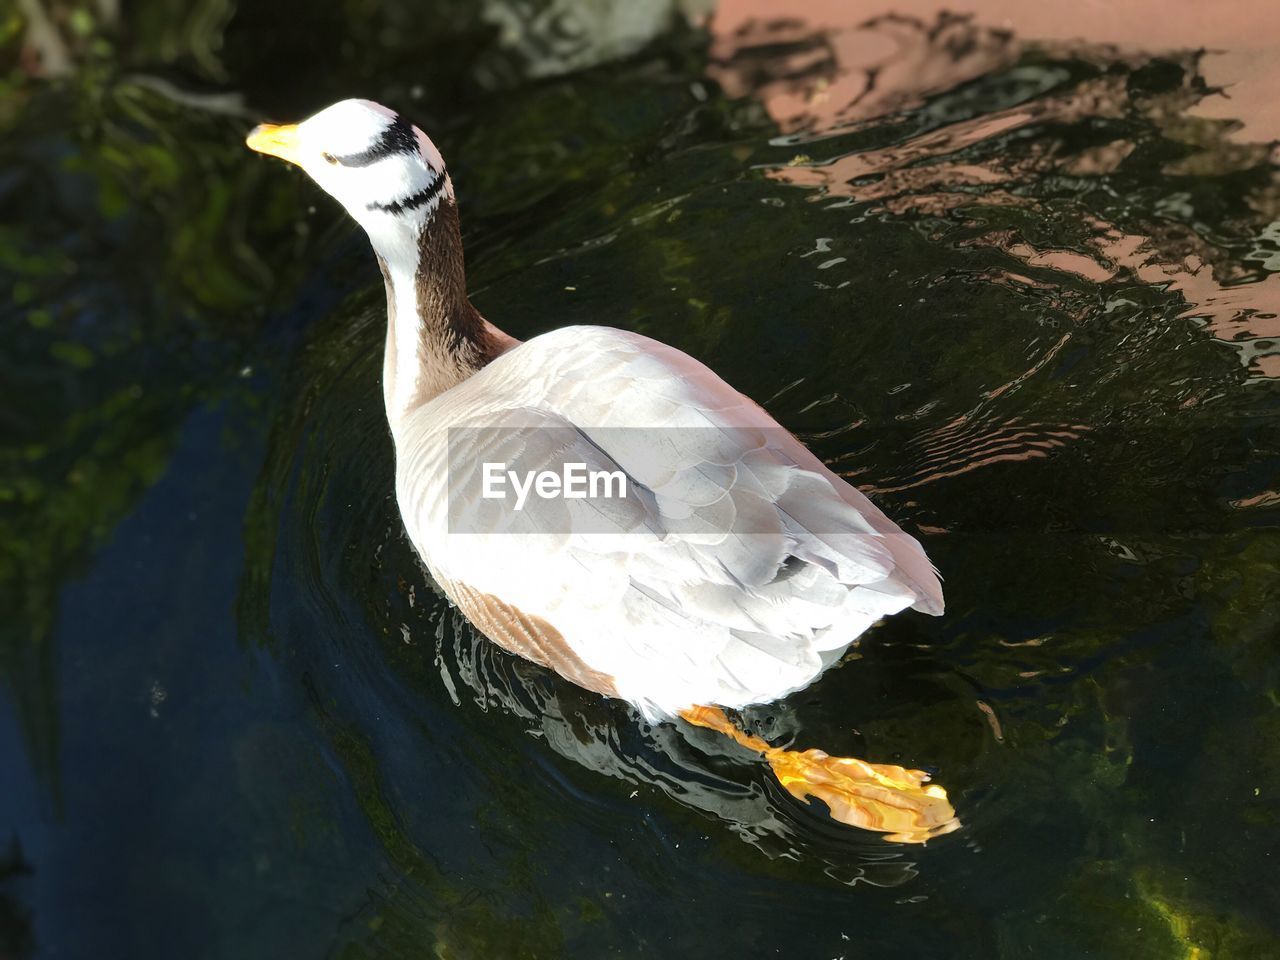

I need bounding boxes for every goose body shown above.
[398,323,942,717]
[249,100,956,840]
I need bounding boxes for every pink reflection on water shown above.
[708,2,1280,379]
[710,0,1280,141]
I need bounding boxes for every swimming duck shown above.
[247,99,958,843]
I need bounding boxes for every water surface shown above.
[2,1,1279,957]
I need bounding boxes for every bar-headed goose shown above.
[247,99,958,843]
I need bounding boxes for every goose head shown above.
[247,99,513,424]
[246,98,451,272]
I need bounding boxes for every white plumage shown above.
[399,323,942,716]
[247,98,943,720]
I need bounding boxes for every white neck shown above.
[365,209,432,433]
[365,196,518,442]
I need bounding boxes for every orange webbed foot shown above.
[680,705,959,844]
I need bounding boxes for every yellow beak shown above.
[246,123,304,166]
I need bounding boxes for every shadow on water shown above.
[3,1,1280,957]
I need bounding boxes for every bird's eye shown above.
[321,151,338,165]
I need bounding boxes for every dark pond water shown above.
[3,1,1280,957]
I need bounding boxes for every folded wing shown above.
[398,327,942,716]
